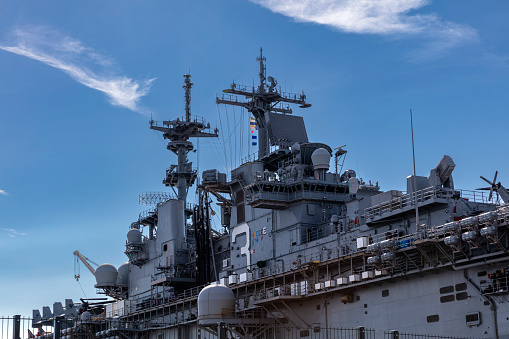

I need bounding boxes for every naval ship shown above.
[13,49,509,339]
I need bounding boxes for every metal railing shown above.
[480,273,509,295]
[384,331,479,339]
[151,115,208,125]
[241,151,260,164]
[139,207,156,221]
[249,189,348,205]
[0,316,34,339]
[456,189,494,204]
[270,326,375,339]
[128,284,209,314]
[365,187,497,221]
[0,316,486,339]
[364,186,445,220]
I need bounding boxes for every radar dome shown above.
[116,263,129,285]
[95,264,118,287]
[127,228,142,244]
[198,284,235,323]
[291,142,301,154]
[311,148,331,170]
[81,311,92,323]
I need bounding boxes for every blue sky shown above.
[1,0,509,318]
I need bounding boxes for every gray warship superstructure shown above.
[24,50,509,339]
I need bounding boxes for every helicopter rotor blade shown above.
[493,171,498,185]
[480,176,493,185]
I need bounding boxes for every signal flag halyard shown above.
[250,116,258,147]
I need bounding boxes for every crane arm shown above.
[73,250,97,276]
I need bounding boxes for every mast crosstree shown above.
[216,48,311,158]
[150,74,218,204]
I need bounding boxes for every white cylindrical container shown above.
[95,264,118,287]
[197,284,235,322]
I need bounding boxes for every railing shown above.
[129,284,209,314]
[0,316,34,339]
[480,273,509,295]
[384,331,479,339]
[364,186,445,220]
[139,207,156,221]
[365,187,498,221]
[457,189,494,204]
[241,151,260,164]
[301,223,336,243]
[2,316,482,339]
[249,188,348,205]
[151,115,207,125]
[271,326,375,339]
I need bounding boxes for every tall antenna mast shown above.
[150,74,218,204]
[410,109,420,231]
[216,48,311,158]
[183,74,193,122]
[257,47,266,94]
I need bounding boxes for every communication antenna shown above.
[410,109,420,230]
[216,48,311,158]
[334,145,347,179]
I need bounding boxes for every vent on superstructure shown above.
[300,329,310,337]
[427,314,439,323]
[440,295,455,303]
[466,312,481,326]
[382,289,389,297]
[456,292,469,301]
[456,283,468,291]
[223,258,230,268]
[440,286,454,294]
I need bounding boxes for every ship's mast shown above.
[216,48,311,158]
[150,74,218,204]
[184,74,192,122]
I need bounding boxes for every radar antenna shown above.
[216,48,311,158]
[150,74,219,203]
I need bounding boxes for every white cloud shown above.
[2,228,27,238]
[0,26,154,114]
[479,53,509,68]
[0,189,7,196]
[250,0,477,59]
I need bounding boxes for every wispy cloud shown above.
[250,0,477,60]
[0,189,7,196]
[2,228,27,238]
[479,53,509,68]
[0,26,154,114]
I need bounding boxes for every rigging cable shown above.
[217,105,230,174]
[77,280,88,299]
[225,105,232,172]
[233,105,237,168]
